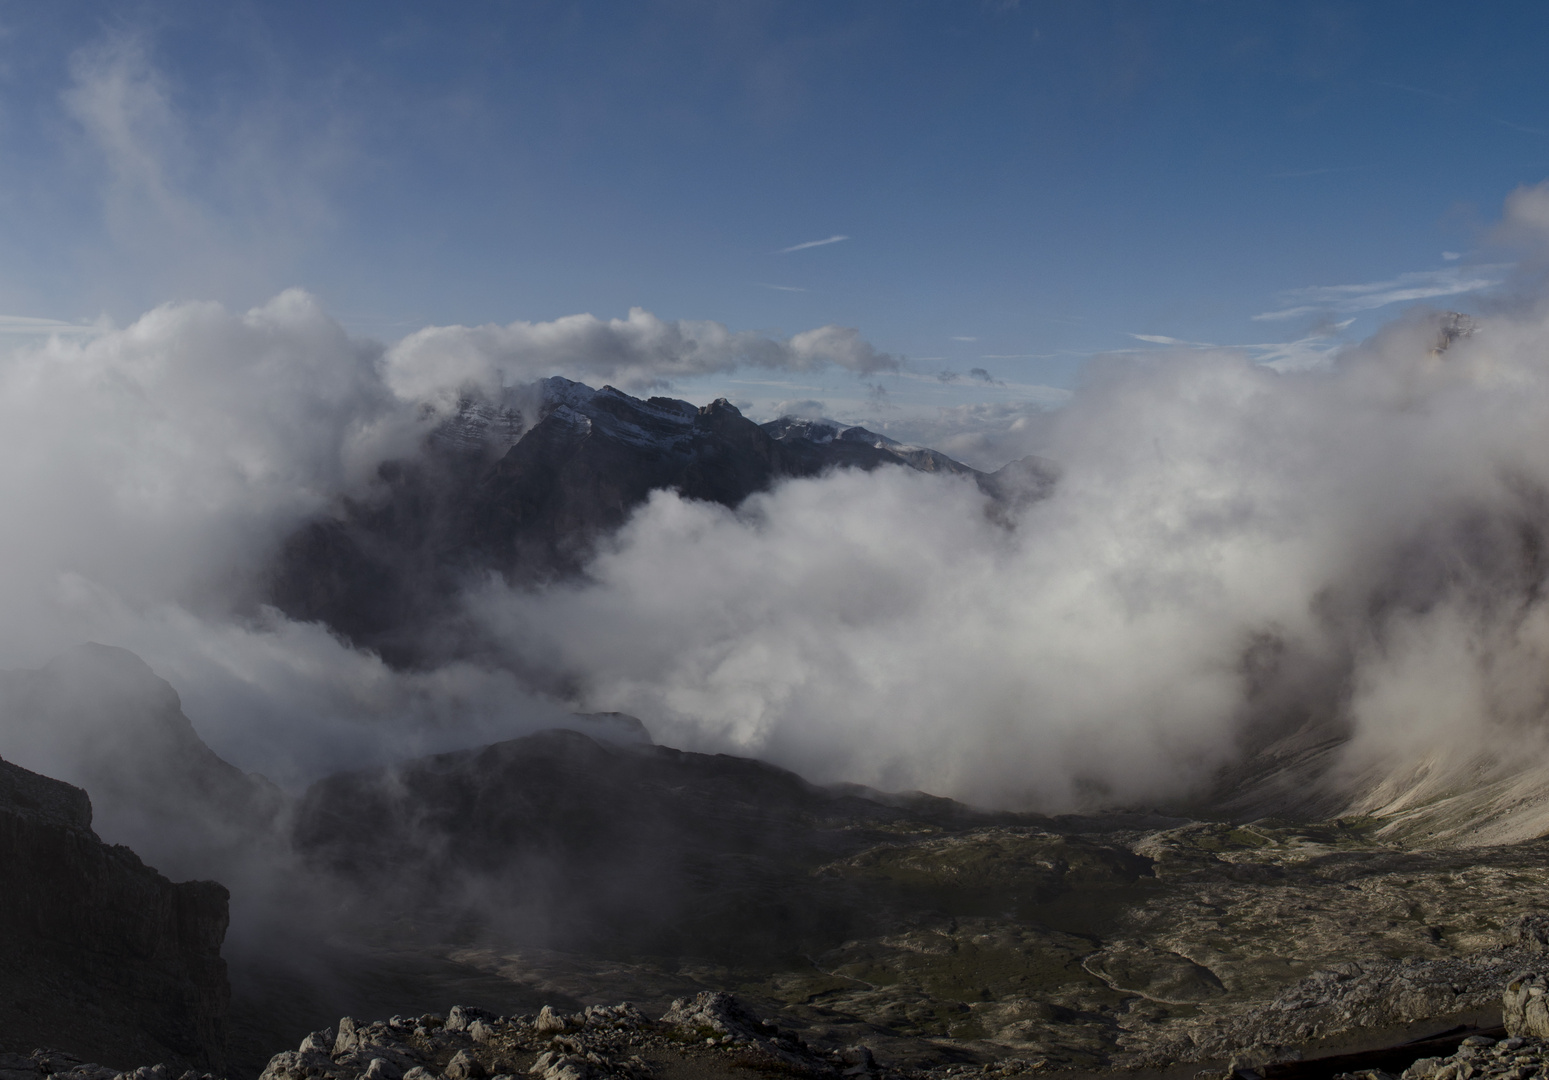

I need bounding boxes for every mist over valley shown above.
[9,5,1549,1080]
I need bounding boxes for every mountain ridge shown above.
[267,377,1052,666]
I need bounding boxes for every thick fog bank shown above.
[10,212,1549,819]
[477,308,1549,808]
[0,294,922,790]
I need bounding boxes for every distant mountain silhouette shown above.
[267,378,1053,666]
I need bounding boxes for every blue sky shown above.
[2,1,1548,432]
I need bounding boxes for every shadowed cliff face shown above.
[0,757,229,1071]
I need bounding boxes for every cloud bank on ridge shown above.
[0,292,902,791]
[385,307,898,399]
[11,185,1549,830]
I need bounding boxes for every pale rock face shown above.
[297,1030,335,1056]
[360,1059,401,1080]
[658,991,771,1041]
[532,1007,567,1035]
[1516,914,1549,954]
[445,1007,497,1034]
[334,1018,361,1055]
[443,1050,484,1080]
[257,1048,332,1080]
[1504,974,1549,1037]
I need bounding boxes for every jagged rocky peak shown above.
[762,413,907,449]
[761,415,852,444]
[269,375,1053,665]
[1431,310,1477,356]
[425,392,526,456]
[762,414,980,476]
[763,411,1062,495]
[426,377,718,459]
[537,378,715,451]
[420,376,1005,494]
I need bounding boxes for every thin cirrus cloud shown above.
[1129,333,1214,346]
[1496,118,1549,137]
[776,235,850,254]
[1127,321,1358,373]
[0,314,104,337]
[1252,265,1508,321]
[1376,79,1549,149]
[1373,79,1456,103]
[758,283,809,292]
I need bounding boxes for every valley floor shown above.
[226,817,1549,1079]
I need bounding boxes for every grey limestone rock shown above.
[335,1018,362,1055]
[659,992,830,1074]
[1516,916,1549,955]
[361,1060,402,1080]
[658,992,771,1042]
[0,1050,216,1080]
[124,1068,170,1080]
[444,1051,485,1080]
[533,1007,567,1035]
[1378,1030,1549,1080]
[298,1030,335,1056]
[68,1068,121,1080]
[576,1006,646,1032]
[446,1007,497,1034]
[527,1053,589,1080]
[1505,974,1549,1037]
[329,1017,421,1074]
[257,1050,331,1080]
[257,1029,348,1080]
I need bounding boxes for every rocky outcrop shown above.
[1503,973,1549,1038]
[1388,1033,1537,1080]
[0,756,230,1071]
[256,994,858,1080]
[1138,952,1533,1070]
[0,1047,222,1080]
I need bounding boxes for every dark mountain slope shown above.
[291,728,1151,964]
[267,378,1050,666]
[0,755,229,1070]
